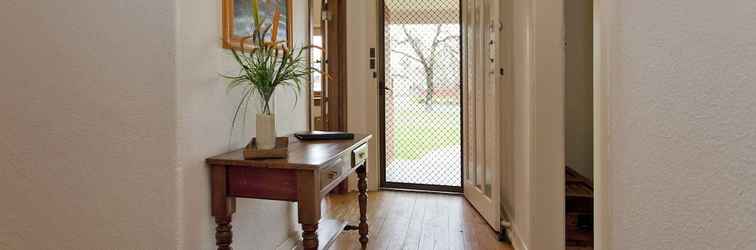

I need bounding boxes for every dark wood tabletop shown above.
[206,134,371,170]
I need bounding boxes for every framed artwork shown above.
[223,0,293,49]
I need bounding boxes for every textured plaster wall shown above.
[176,0,310,249]
[0,0,178,249]
[606,0,756,249]
[0,0,311,249]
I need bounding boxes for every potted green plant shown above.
[222,3,312,149]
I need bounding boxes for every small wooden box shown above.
[243,137,289,159]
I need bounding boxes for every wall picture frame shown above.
[223,0,293,49]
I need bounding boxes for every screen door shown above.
[379,0,463,192]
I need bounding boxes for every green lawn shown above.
[391,109,460,160]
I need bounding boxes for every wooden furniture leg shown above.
[212,167,236,250]
[357,164,369,247]
[302,223,319,250]
[297,171,322,250]
[215,216,233,250]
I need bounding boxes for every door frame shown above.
[593,0,614,249]
[377,0,465,193]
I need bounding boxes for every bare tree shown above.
[390,24,459,109]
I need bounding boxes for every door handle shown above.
[379,80,392,95]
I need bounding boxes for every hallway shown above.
[324,191,512,250]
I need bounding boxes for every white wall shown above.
[529,0,566,249]
[565,0,594,180]
[346,0,381,191]
[601,0,756,249]
[507,0,533,246]
[506,0,566,249]
[0,0,178,249]
[0,0,311,249]
[176,0,310,249]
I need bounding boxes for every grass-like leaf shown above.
[222,22,317,132]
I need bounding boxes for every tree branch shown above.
[400,25,431,69]
[390,49,423,63]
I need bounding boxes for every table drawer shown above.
[320,156,347,190]
[227,167,298,201]
[352,143,368,167]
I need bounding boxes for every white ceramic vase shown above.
[255,113,277,150]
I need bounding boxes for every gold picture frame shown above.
[222,0,293,49]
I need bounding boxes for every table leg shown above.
[212,166,236,250]
[302,223,319,250]
[215,216,233,250]
[297,171,322,250]
[357,164,369,247]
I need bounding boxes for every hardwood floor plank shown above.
[424,195,446,250]
[367,192,410,250]
[324,191,512,250]
[401,193,430,250]
[366,192,406,250]
[440,195,465,250]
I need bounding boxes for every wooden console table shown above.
[206,134,371,250]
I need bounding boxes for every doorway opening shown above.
[564,0,595,248]
[309,0,350,194]
[308,0,325,130]
[379,0,463,192]
[309,0,347,132]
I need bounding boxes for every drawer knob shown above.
[328,171,338,179]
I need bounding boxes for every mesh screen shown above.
[383,0,461,187]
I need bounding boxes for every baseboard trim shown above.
[275,233,299,250]
[508,225,529,250]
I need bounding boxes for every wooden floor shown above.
[322,190,513,250]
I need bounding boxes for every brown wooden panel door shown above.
[323,0,347,132]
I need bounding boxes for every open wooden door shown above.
[462,0,502,231]
[312,0,347,132]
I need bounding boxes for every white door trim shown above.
[593,0,616,249]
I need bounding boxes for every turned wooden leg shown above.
[302,223,319,250]
[296,171,322,250]
[357,164,369,247]
[215,216,233,250]
[211,166,236,250]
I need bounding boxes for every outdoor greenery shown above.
[392,110,460,160]
[412,95,460,105]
